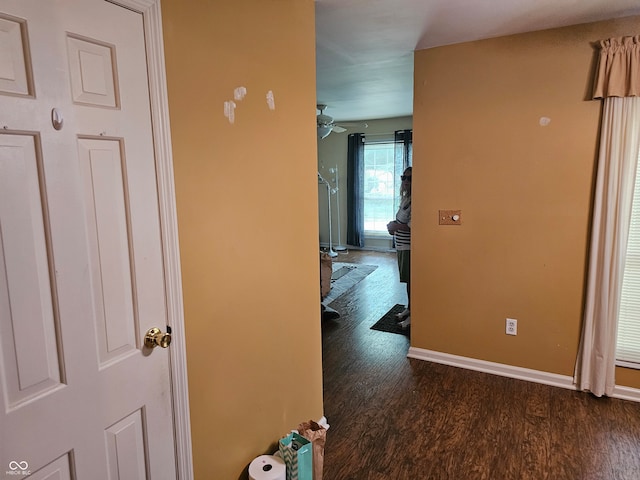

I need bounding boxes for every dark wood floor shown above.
[321,249,640,480]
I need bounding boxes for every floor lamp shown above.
[329,166,347,251]
[318,172,338,257]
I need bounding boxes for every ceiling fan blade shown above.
[332,125,347,133]
[318,125,333,139]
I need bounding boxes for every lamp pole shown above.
[330,165,347,251]
[318,173,337,257]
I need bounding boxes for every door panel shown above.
[105,410,148,480]
[77,138,138,364]
[67,34,118,108]
[0,1,177,478]
[0,133,62,408]
[29,454,73,480]
[0,14,33,96]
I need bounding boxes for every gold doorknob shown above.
[144,327,172,349]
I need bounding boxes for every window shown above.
[617,149,640,368]
[363,142,396,234]
[347,130,412,246]
[362,133,412,235]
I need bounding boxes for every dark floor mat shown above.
[370,304,410,336]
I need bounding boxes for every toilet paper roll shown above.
[248,454,286,480]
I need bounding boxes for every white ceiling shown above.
[315,0,640,122]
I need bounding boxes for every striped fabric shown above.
[395,197,411,250]
[395,230,411,250]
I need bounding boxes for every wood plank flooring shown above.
[321,249,640,480]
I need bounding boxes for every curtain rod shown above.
[363,132,397,144]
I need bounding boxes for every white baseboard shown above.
[407,347,640,403]
[319,242,395,253]
[407,347,576,390]
[613,385,640,403]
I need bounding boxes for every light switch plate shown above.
[439,210,462,225]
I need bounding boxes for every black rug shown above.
[370,304,410,336]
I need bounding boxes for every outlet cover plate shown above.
[506,318,517,335]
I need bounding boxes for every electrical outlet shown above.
[506,318,517,336]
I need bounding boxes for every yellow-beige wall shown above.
[412,16,640,388]
[161,1,323,478]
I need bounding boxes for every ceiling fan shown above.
[317,104,367,139]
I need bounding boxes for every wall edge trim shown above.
[612,385,640,403]
[407,347,640,403]
[407,347,577,389]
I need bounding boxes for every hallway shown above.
[320,250,640,480]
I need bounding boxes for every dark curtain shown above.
[395,129,413,170]
[347,133,365,247]
[393,129,413,211]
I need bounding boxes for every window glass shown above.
[617,150,640,368]
[363,142,395,233]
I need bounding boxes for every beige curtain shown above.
[593,36,640,98]
[575,97,640,396]
[576,35,640,397]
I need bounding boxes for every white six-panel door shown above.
[0,0,179,478]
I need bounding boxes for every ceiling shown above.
[315,0,640,122]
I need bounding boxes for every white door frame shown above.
[109,1,193,478]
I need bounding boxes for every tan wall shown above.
[317,116,413,250]
[412,16,640,389]
[160,1,323,478]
